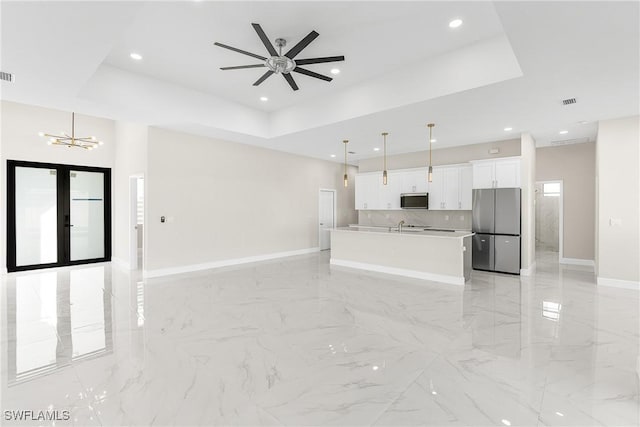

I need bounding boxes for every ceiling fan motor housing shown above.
[266,56,296,74]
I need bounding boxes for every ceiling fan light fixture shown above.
[265,55,296,74]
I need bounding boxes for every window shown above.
[543,182,560,197]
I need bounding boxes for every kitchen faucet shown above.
[398,220,405,232]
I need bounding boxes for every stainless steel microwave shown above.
[400,193,429,209]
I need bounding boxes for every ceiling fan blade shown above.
[220,64,265,70]
[283,73,299,91]
[285,30,319,59]
[251,23,278,57]
[214,42,266,61]
[294,56,345,65]
[253,70,274,86]
[293,67,332,82]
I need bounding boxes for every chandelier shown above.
[38,112,103,150]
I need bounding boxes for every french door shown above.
[7,160,111,272]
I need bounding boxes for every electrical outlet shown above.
[444,215,449,221]
[459,215,464,221]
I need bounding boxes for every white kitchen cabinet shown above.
[472,162,495,189]
[471,157,521,189]
[378,172,402,210]
[459,165,473,210]
[494,159,521,188]
[400,169,428,194]
[429,165,472,210]
[355,164,471,211]
[428,167,445,210]
[355,173,380,210]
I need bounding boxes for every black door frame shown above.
[7,160,112,272]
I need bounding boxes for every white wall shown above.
[596,116,640,288]
[520,133,536,274]
[113,121,147,267]
[0,101,116,272]
[358,138,521,172]
[144,127,357,275]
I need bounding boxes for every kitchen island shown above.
[330,226,473,285]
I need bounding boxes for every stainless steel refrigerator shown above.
[472,188,521,274]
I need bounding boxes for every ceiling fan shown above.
[214,23,345,91]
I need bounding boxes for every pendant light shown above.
[38,112,103,150]
[343,139,349,187]
[382,132,389,185]
[427,123,435,182]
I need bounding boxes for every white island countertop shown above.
[338,225,474,239]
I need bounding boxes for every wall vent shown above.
[0,71,14,83]
[561,97,576,105]
[550,137,589,146]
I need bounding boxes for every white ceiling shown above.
[1,1,638,164]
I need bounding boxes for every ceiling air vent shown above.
[0,71,14,83]
[550,137,589,146]
[561,97,576,105]
[348,151,356,154]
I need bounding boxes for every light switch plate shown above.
[609,218,622,226]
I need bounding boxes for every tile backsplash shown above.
[357,210,472,230]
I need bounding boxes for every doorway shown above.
[7,160,111,272]
[129,175,144,270]
[535,180,563,259]
[318,189,336,251]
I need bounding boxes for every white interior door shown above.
[319,190,335,250]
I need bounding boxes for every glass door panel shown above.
[70,170,105,261]
[14,167,58,266]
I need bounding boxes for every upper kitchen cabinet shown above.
[471,157,521,189]
[400,169,428,194]
[459,165,473,210]
[378,172,402,210]
[355,173,380,210]
[430,165,472,210]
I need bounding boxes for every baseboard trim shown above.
[597,276,640,290]
[560,257,595,267]
[330,258,465,286]
[144,247,320,278]
[520,262,536,276]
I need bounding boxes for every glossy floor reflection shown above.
[1,252,638,426]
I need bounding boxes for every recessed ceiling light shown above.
[260,96,268,102]
[449,19,463,28]
[579,121,588,125]
[373,147,380,151]
[330,68,340,75]
[559,130,569,134]
[430,139,437,143]
[330,154,336,158]
[504,127,513,131]
[130,52,142,60]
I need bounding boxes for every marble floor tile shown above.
[1,251,638,426]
